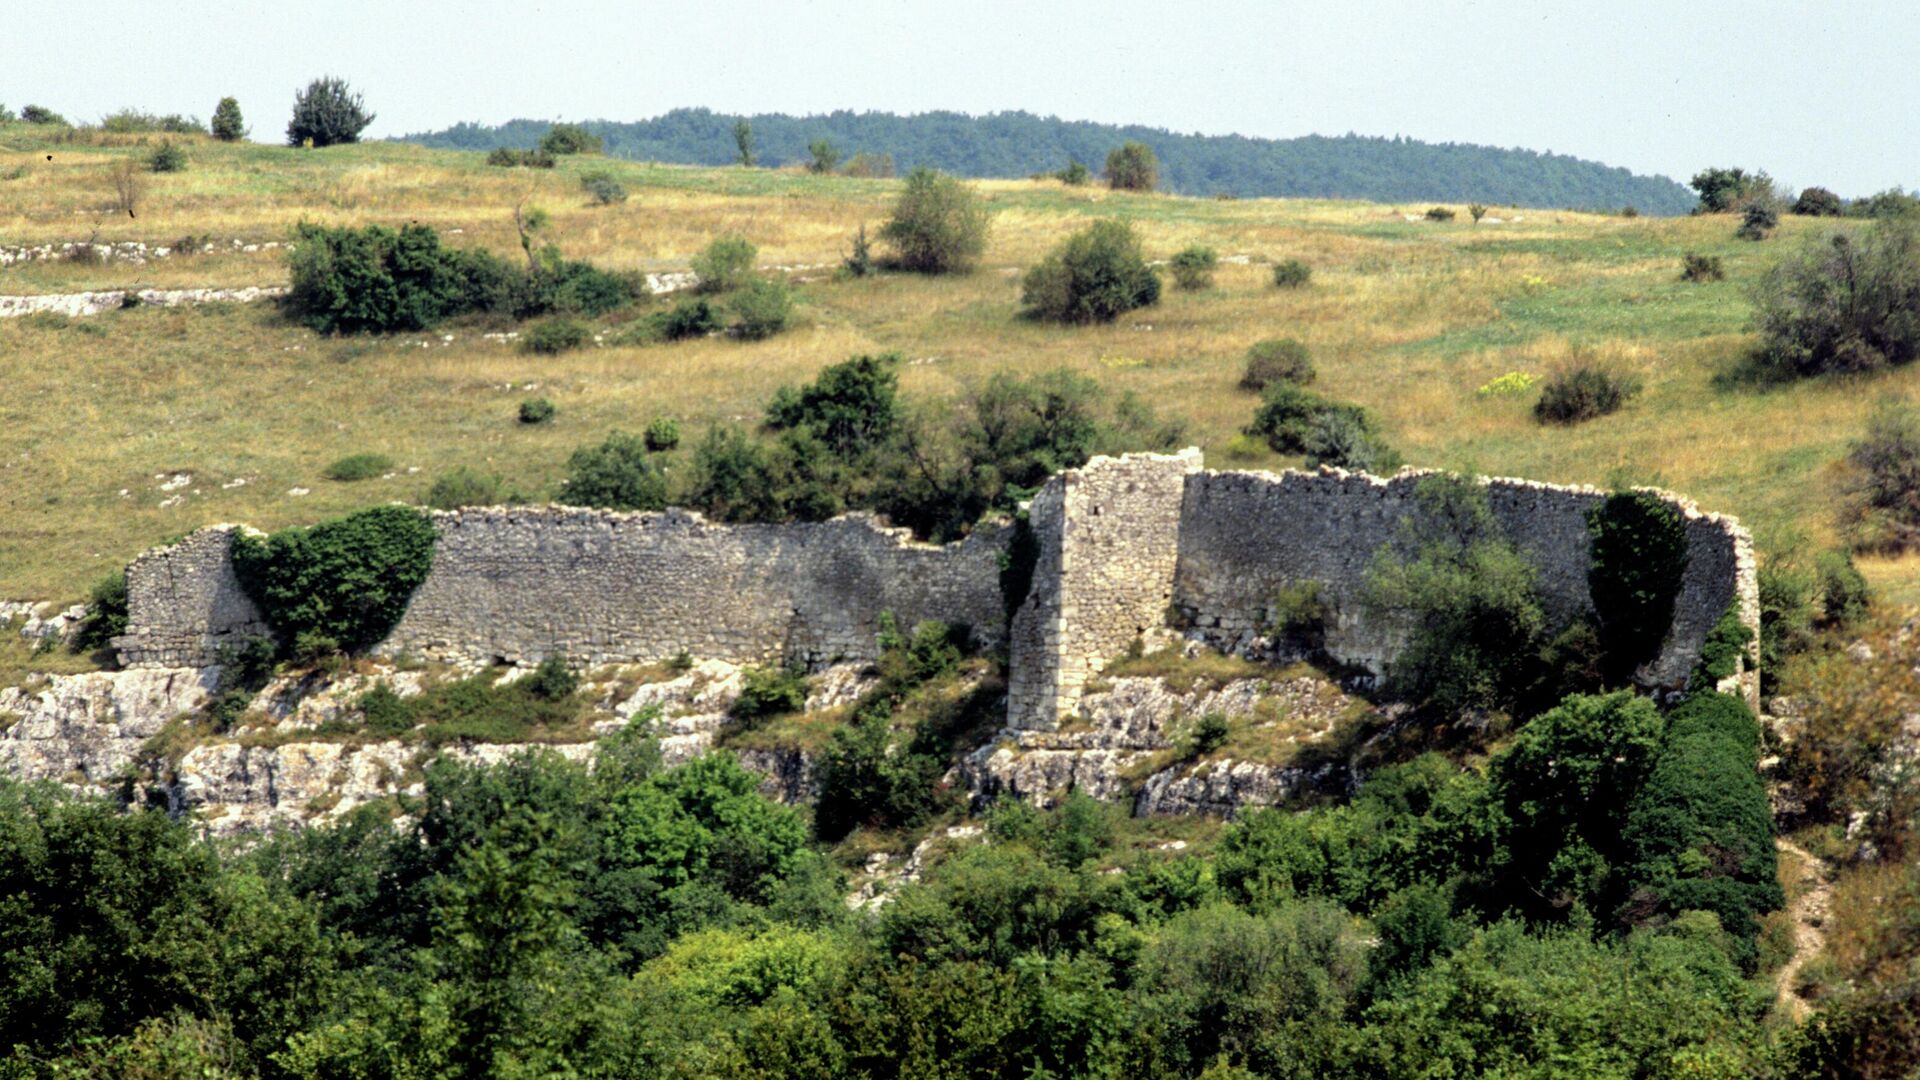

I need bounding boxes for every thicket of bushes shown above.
[230,506,436,656]
[880,167,989,273]
[1021,219,1160,323]
[1751,220,1920,379]
[1244,383,1400,472]
[286,76,373,147]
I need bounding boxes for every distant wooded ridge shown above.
[399,107,1696,215]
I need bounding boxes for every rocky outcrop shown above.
[0,286,289,319]
[0,667,217,786]
[1135,758,1343,817]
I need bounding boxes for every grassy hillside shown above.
[2,125,1909,605]
[403,107,1698,213]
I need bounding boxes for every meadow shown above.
[2,125,1905,607]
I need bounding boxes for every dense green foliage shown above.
[880,168,990,273]
[1364,476,1546,714]
[1681,251,1725,281]
[1105,140,1159,191]
[1270,258,1312,288]
[1586,491,1690,681]
[1021,219,1161,323]
[1240,338,1315,390]
[1690,166,1775,213]
[231,506,437,655]
[519,397,555,424]
[691,235,757,293]
[558,431,669,510]
[1791,186,1845,217]
[540,122,603,156]
[1752,220,1920,379]
[322,451,391,482]
[71,569,129,652]
[211,96,246,141]
[581,169,627,204]
[146,140,187,173]
[1167,244,1217,289]
[286,76,374,147]
[404,108,1698,211]
[1844,400,1920,553]
[525,316,588,354]
[729,277,794,340]
[425,465,508,509]
[1533,362,1641,424]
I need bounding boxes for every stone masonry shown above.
[113,453,1760,724]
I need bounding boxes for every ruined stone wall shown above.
[119,510,1010,670]
[1006,451,1200,730]
[115,527,270,667]
[1173,468,1759,707]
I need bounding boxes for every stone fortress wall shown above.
[114,451,1759,724]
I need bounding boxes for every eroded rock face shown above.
[0,667,217,787]
[1135,759,1341,817]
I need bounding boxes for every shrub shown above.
[1691,167,1773,213]
[731,665,807,723]
[1692,607,1755,689]
[1533,362,1640,424]
[486,147,554,168]
[842,223,874,278]
[1245,383,1372,454]
[643,416,680,452]
[692,235,757,294]
[1475,371,1537,397]
[323,452,392,482]
[1586,491,1690,681]
[518,398,555,424]
[231,506,436,654]
[71,571,129,653]
[1364,475,1546,714]
[1020,219,1160,323]
[1190,711,1230,757]
[1266,580,1329,653]
[524,654,579,701]
[1852,189,1920,219]
[210,97,245,142]
[1751,222,1920,379]
[766,354,899,458]
[1056,160,1090,186]
[1271,259,1311,288]
[523,317,588,354]
[732,119,754,166]
[107,159,144,217]
[580,171,626,205]
[20,105,65,125]
[651,297,720,341]
[1168,245,1218,290]
[1844,400,1920,552]
[146,141,186,173]
[806,139,840,174]
[1304,409,1401,473]
[1793,186,1845,217]
[538,123,601,156]
[1425,207,1456,222]
[424,466,506,509]
[99,110,201,134]
[1736,203,1778,241]
[812,713,947,841]
[557,431,667,510]
[730,277,793,340]
[1469,203,1488,223]
[286,76,374,147]
[1680,252,1724,282]
[285,222,510,334]
[1240,338,1314,391]
[879,168,990,274]
[1104,141,1158,192]
[0,105,12,124]
[842,151,894,178]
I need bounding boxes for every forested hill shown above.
[400,108,1695,214]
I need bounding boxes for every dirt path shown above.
[1774,837,1833,1021]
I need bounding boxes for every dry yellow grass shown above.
[0,125,1905,609]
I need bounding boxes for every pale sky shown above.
[7,0,1916,196]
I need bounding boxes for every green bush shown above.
[1691,607,1754,689]
[1679,252,1724,282]
[210,96,245,141]
[806,139,840,174]
[1104,141,1158,192]
[842,223,874,278]
[1168,245,1218,290]
[1190,711,1230,757]
[1586,491,1690,681]
[100,109,202,134]
[1020,219,1160,323]
[323,452,391,482]
[1240,338,1315,391]
[1852,189,1920,219]
[580,171,626,205]
[643,416,680,452]
[231,506,436,654]
[424,466,506,510]
[1690,167,1773,213]
[557,431,667,510]
[650,297,720,341]
[1364,476,1547,714]
[524,654,579,701]
[523,317,588,354]
[731,665,807,724]
[1055,160,1090,186]
[1533,362,1641,424]
[539,123,601,156]
[1303,409,1401,473]
[285,222,510,334]
[20,104,66,125]
[1752,222,1920,379]
[1266,580,1330,653]
[692,235,757,294]
[1245,382,1372,454]
[1271,259,1311,288]
[286,76,373,147]
[71,571,129,653]
[729,277,793,340]
[1844,400,1920,552]
[146,142,186,173]
[1793,186,1845,217]
[1425,207,1456,222]
[766,353,899,457]
[518,397,555,424]
[486,147,554,168]
[880,168,990,274]
[1736,203,1778,241]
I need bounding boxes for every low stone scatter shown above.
[0,286,289,319]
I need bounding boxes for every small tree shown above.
[1271,259,1311,288]
[20,105,65,125]
[286,76,374,147]
[1105,141,1158,192]
[1752,222,1920,379]
[1690,167,1772,213]
[732,119,754,167]
[108,158,143,217]
[691,235,757,293]
[557,432,668,510]
[1843,400,1920,552]
[807,139,841,174]
[1240,339,1315,391]
[1021,219,1160,323]
[1736,203,1778,241]
[539,123,601,156]
[842,223,874,278]
[1168,245,1218,290]
[1793,186,1845,217]
[146,141,186,173]
[1056,160,1090,186]
[1469,203,1488,223]
[879,168,989,274]
[210,97,245,142]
